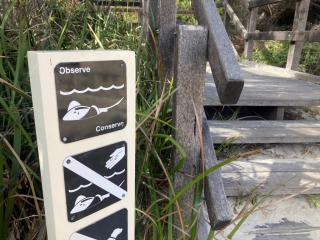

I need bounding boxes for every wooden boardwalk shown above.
[204,62,320,198]
[220,159,320,196]
[205,62,320,144]
[204,62,320,107]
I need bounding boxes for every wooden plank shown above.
[207,120,320,143]
[193,0,244,104]
[202,119,232,230]
[172,25,208,228]
[247,30,320,42]
[240,60,320,85]
[220,159,320,196]
[92,0,141,6]
[209,120,320,128]
[221,159,320,172]
[286,0,310,70]
[230,198,320,238]
[158,0,176,88]
[223,172,320,195]
[246,0,284,8]
[224,1,248,39]
[204,64,320,106]
[244,7,258,59]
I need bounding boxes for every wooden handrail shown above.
[224,0,319,70]
[192,0,244,104]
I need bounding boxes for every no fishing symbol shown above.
[63,142,127,222]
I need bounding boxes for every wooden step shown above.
[208,120,320,143]
[219,159,320,196]
[204,63,320,107]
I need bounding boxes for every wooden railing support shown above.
[286,0,310,70]
[201,118,232,230]
[172,25,208,232]
[224,0,232,34]
[224,1,248,39]
[244,7,258,59]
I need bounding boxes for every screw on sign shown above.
[63,142,127,222]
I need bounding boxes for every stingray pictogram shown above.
[63,97,124,121]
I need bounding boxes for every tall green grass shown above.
[0,1,250,239]
[252,41,320,75]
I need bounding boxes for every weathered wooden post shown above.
[171,25,208,229]
[286,0,310,70]
[172,24,234,237]
[244,7,258,59]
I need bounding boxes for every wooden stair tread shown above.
[204,64,320,106]
[219,159,320,196]
[208,120,320,143]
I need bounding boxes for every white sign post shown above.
[28,51,135,240]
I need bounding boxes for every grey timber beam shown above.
[224,1,247,38]
[240,60,320,85]
[208,120,320,144]
[244,7,258,58]
[240,0,284,8]
[193,0,244,104]
[92,0,141,6]
[247,31,320,42]
[158,0,176,87]
[286,0,310,70]
[172,25,208,230]
[202,118,232,230]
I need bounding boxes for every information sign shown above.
[54,61,127,143]
[28,51,135,240]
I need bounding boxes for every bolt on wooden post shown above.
[28,51,135,240]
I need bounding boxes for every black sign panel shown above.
[69,209,128,240]
[63,142,127,222]
[54,61,127,143]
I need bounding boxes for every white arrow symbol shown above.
[63,157,127,200]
